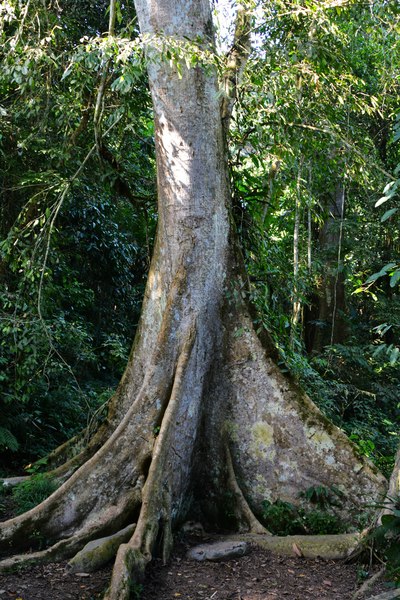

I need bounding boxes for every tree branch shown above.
[221,1,252,129]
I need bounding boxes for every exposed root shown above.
[0,270,191,550]
[105,321,197,600]
[0,484,141,572]
[226,532,362,560]
[0,528,99,573]
[43,431,85,471]
[0,268,200,598]
[48,433,105,481]
[46,373,147,481]
[105,545,148,599]
[0,424,146,548]
[68,523,136,573]
[225,445,270,535]
[0,252,389,600]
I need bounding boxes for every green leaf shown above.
[390,347,399,365]
[0,427,19,451]
[373,323,392,336]
[365,272,382,284]
[375,196,390,207]
[381,513,397,525]
[390,269,400,288]
[382,263,397,272]
[233,327,244,338]
[367,263,398,283]
[381,208,398,222]
[376,182,398,207]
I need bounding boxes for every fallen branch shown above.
[364,590,400,600]
[226,532,362,560]
[352,566,386,600]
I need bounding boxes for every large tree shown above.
[0,1,387,598]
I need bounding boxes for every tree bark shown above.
[0,2,387,598]
[291,156,303,343]
[309,181,347,353]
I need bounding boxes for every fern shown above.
[0,427,19,452]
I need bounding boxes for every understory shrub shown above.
[261,499,346,535]
[371,496,400,582]
[261,485,347,535]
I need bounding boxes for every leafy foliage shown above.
[261,493,346,536]
[299,484,343,509]
[0,427,19,452]
[12,474,58,514]
[372,497,400,580]
[0,187,155,468]
[0,0,156,470]
[261,499,305,535]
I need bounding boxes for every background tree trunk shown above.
[291,156,304,343]
[310,181,347,353]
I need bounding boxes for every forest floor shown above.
[0,535,392,600]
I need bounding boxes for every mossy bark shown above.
[227,532,361,560]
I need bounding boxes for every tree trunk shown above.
[291,157,303,343]
[310,182,347,353]
[0,2,386,598]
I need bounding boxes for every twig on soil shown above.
[352,566,386,600]
[363,590,400,600]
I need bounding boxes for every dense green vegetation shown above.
[0,0,399,483]
[372,496,400,577]
[0,0,157,468]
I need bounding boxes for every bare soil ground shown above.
[0,536,390,600]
